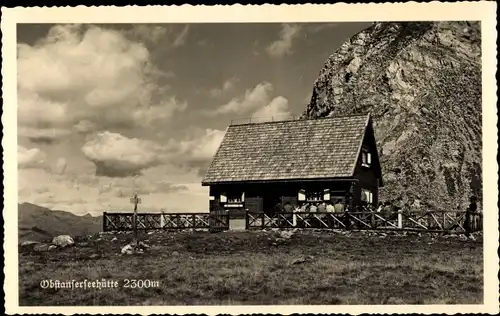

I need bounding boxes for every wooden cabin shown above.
[201,113,383,220]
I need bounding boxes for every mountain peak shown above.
[304,21,482,211]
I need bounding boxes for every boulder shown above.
[121,244,135,255]
[33,243,54,252]
[20,240,40,247]
[279,231,294,239]
[52,235,74,248]
[121,241,150,255]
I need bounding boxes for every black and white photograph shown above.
[2,3,498,314]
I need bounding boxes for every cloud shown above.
[209,82,291,122]
[211,82,274,116]
[18,158,206,216]
[197,39,209,47]
[126,25,169,45]
[161,128,226,177]
[73,120,98,134]
[132,96,188,127]
[209,77,239,98]
[125,24,189,50]
[307,23,340,33]
[251,96,292,120]
[54,157,68,175]
[173,25,190,47]
[18,127,72,144]
[177,129,225,162]
[17,24,184,140]
[81,131,162,177]
[18,146,46,169]
[266,24,302,57]
[112,179,189,198]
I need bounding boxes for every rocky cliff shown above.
[304,22,482,211]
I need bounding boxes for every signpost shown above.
[130,193,141,245]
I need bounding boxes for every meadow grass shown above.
[19,230,483,305]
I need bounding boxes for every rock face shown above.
[304,22,482,211]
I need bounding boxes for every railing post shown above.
[103,212,107,232]
[192,214,196,230]
[397,210,403,229]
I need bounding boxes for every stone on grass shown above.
[280,231,294,239]
[21,240,40,247]
[121,244,135,255]
[52,235,74,248]
[291,257,307,265]
[33,243,53,252]
[386,297,406,304]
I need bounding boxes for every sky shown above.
[17,22,371,216]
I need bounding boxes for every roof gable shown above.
[202,114,370,185]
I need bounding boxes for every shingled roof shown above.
[202,114,372,185]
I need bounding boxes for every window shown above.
[306,191,323,201]
[227,192,244,203]
[361,150,372,167]
[298,189,306,201]
[361,189,373,203]
[323,189,331,201]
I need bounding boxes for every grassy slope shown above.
[19,230,482,305]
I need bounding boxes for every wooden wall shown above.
[352,122,382,207]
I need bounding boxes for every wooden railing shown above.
[246,210,483,233]
[102,209,482,233]
[102,212,229,232]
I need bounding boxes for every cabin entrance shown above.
[262,193,281,216]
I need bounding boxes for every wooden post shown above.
[103,211,107,232]
[130,193,141,246]
[245,211,249,230]
[397,210,403,229]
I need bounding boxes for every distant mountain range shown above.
[18,202,102,243]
